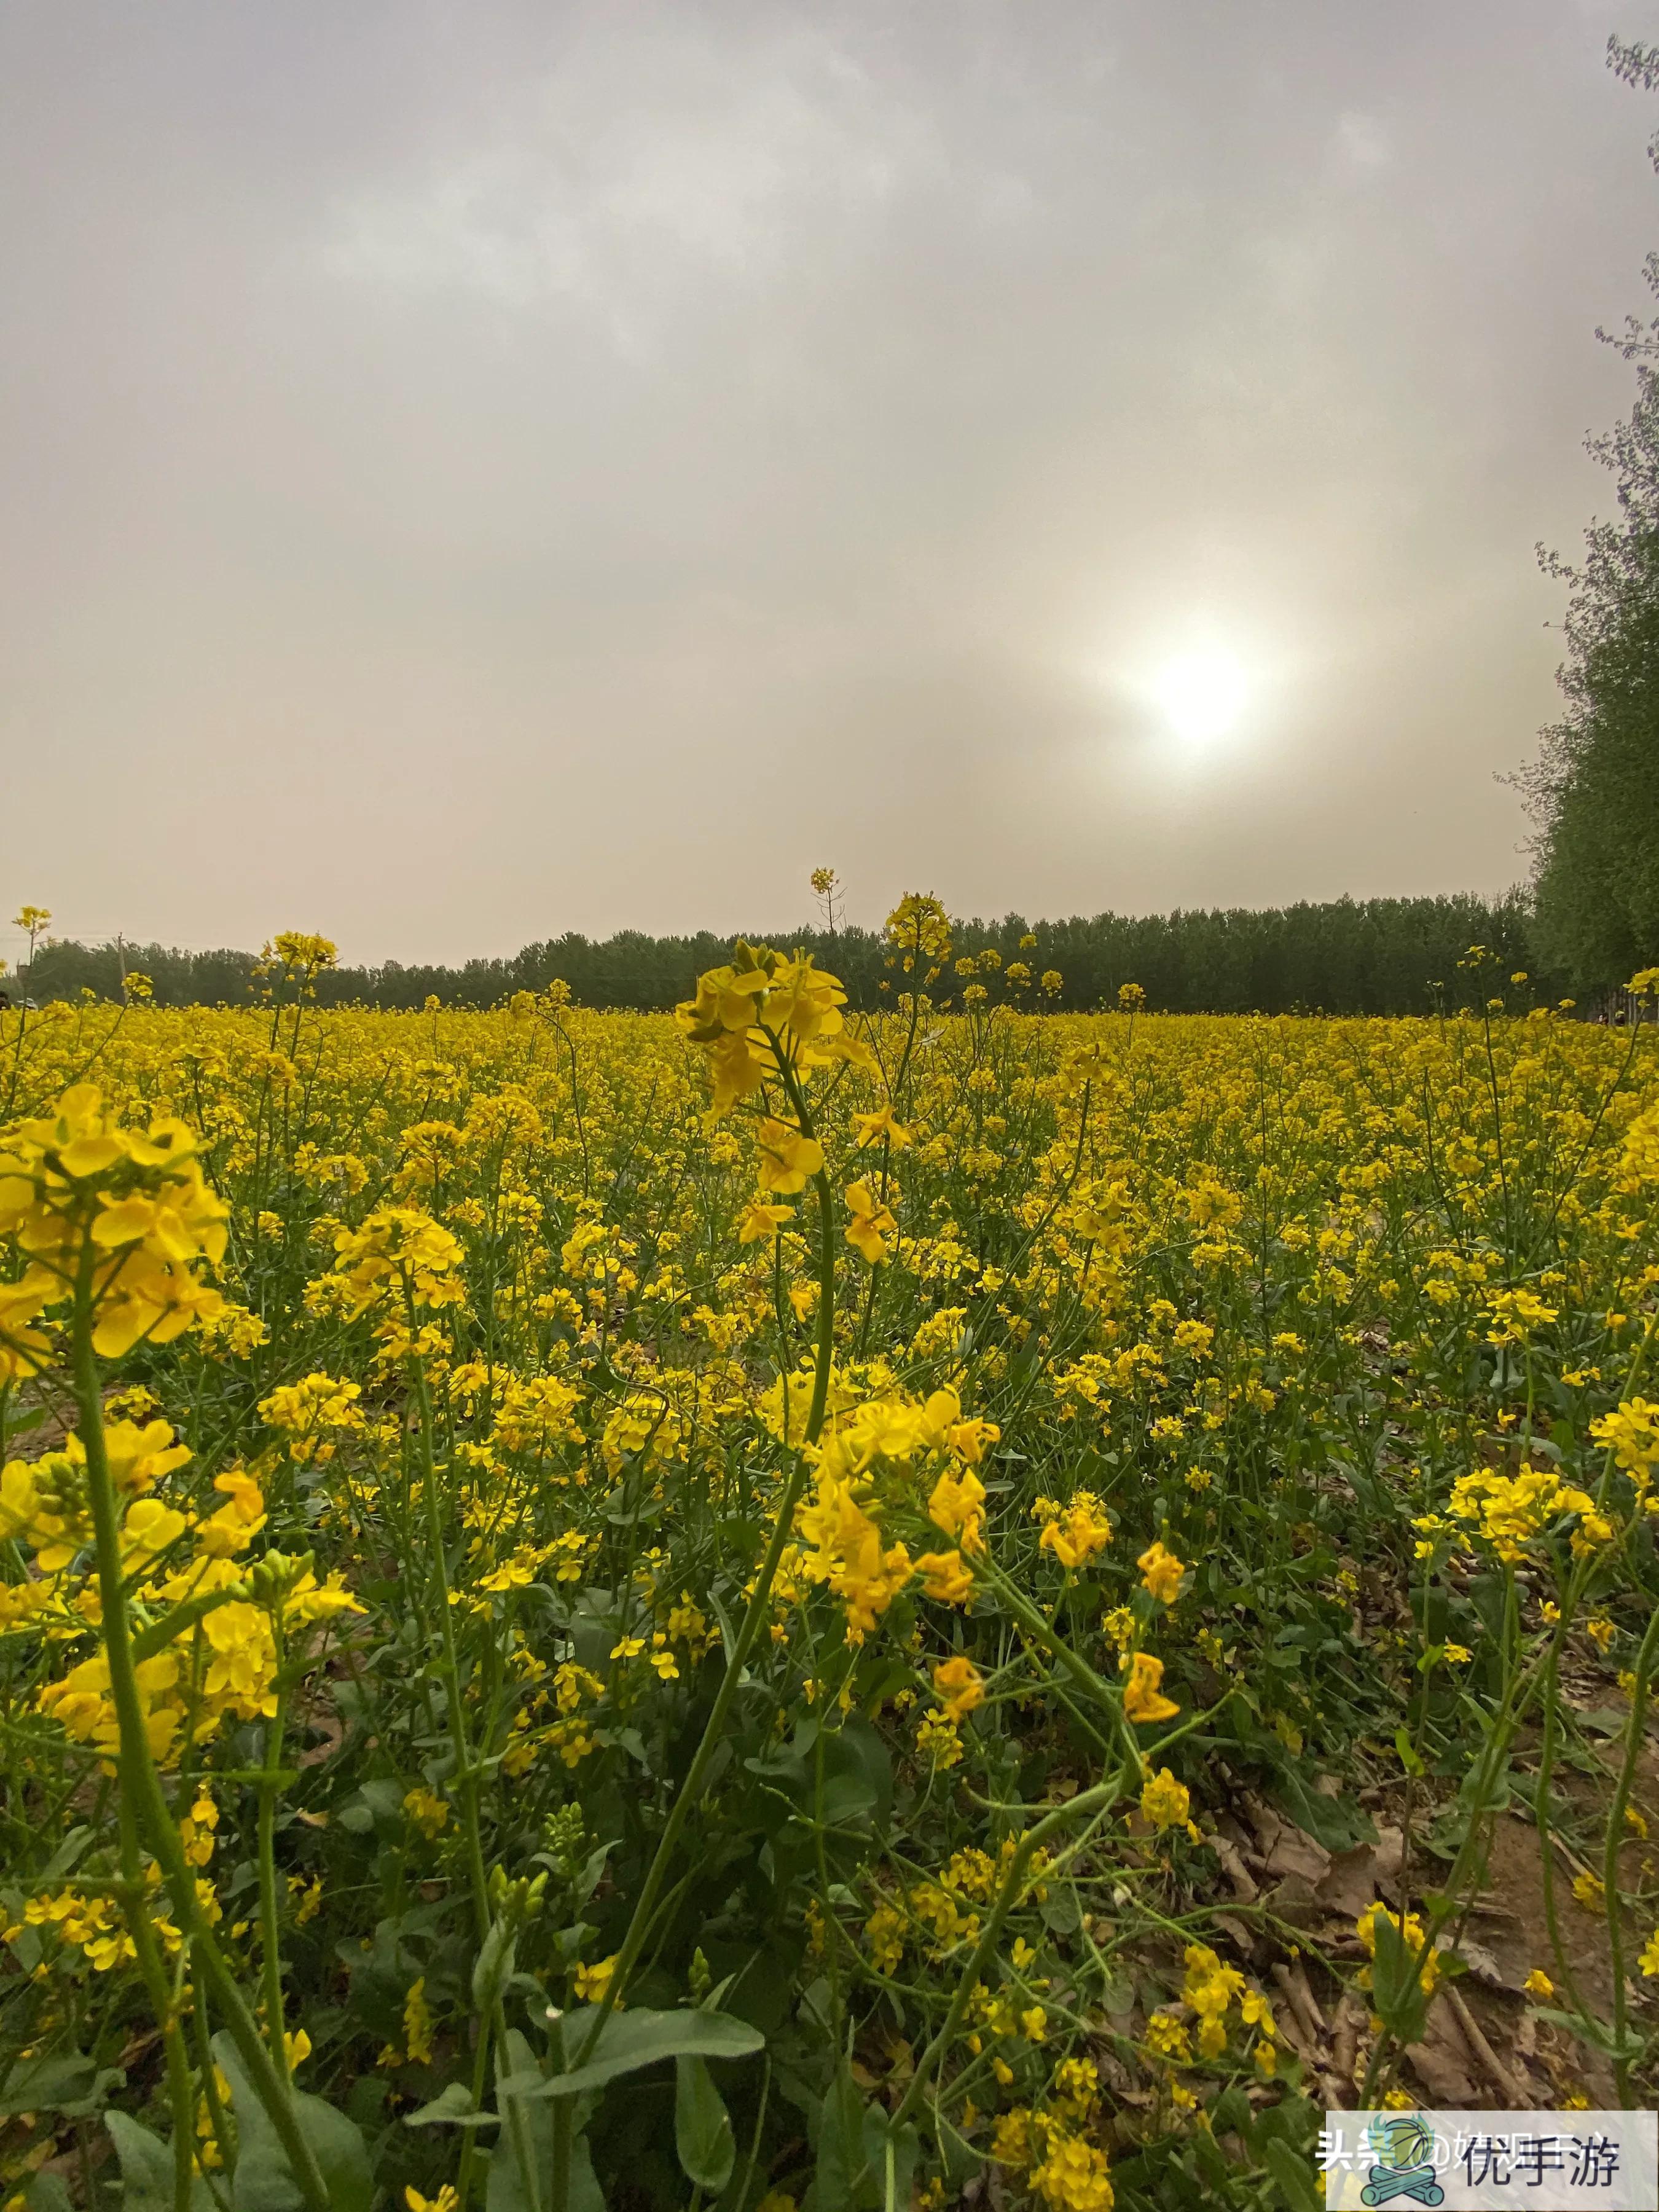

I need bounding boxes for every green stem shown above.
[574,1448,817,2072]
[1535,1623,1590,2021]
[256,1658,289,2080]
[573,1062,837,2069]
[877,1781,1116,2157]
[1360,1574,1536,2106]
[191,1979,235,2178]
[494,1998,544,2212]
[407,1323,492,1945]
[131,1586,247,1666]
[979,1554,1140,1777]
[1606,1599,1659,2103]
[115,1790,198,2212]
[728,2055,772,2212]
[69,1248,331,2212]
[455,2014,494,2212]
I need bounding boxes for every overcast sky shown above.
[2,1,1655,968]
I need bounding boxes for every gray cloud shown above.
[1,0,1654,967]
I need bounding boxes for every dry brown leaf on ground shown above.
[296,1699,347,1767]
[1209,1834,1260,1901]
[1243,1797,1332,1885]
[1316,1827,1404,1920]
[1443,1985,1529,2105]
[1328,1990,1365,2101]
[1260,1872,1325,1932]
[1453,1934,1528,1996]
[1403,2004,1481,2104]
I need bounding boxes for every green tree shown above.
[1523,36,1659,990]
[28,892,1551,1018]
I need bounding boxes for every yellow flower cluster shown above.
[2,1396,360,1768]
[1429,1464,1611,1564]
[1179,1940,1277,2060]
[0,1083,227,1369]
[792,1386,997,1639]
[677,942,873,1115]
[990,2106,1115,2210]
[1037,1491,1113,1571]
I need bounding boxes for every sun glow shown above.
[1151,645,1250,743]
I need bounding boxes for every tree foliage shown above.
[22,890,1547,1017]
[1523,36,1659,987]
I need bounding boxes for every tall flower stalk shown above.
[0,1088,332,2210]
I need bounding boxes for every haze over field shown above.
[1,0,1653,966]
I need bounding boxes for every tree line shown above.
[16,890,1557,1016]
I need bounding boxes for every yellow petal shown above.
[58,1136,125,1179]
[90,1196,157,1247]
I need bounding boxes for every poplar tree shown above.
[1524,36,1659,987]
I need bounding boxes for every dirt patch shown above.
[1203,1780,1646,2110]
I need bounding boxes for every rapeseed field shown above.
[2,901,1657,2211]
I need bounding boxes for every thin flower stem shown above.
[494,1996,545,2212]
[256,1654,290,2081]
[114,1789,198,2212]
[978,1553,1140,1778]
[404,1275,493,1945]
[1604,1598,1659,2103]
[69,1249,330,2212]
[876,1781,1117,2155]
[572,1054,837,2076]
[1360,1574,1539,2108]
[455,2014,494,2212]
[1535,1622,1592,2021]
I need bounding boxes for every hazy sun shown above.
[1151,645,1250,742]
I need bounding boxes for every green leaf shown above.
[1577,1706,1630,1737]
[1210,2085,1257,2151]
[573,1841,616,1909]
[873,2116,919,2210]
[1269,1765,1376,1851]
[213,2032,372,2212]
[817,1767,877,1828]
[506,2006,763,2101]
[563,2138,605,2212]
[1262,2135,1322,2212]
[105,2111,216,2212]
[20,2175,73,2212]
[404,2081,500,2130]
[487,2033,552,2212]
[1368,1912,1431,2046]
[0,2054,95,2119]
[714,1514,764,1563]
[40,1828,93,1881]
[473,1918,519,2014]
[0,2053,122,2120]
[1039,1886,1082,1936]
[1254,2092,1320,2151]
[813,2058,881,2211]
[673,2055,735,2193]
[832,1716,893,1832]
[1532,2005,1637,2060]
[605,1726,649,1768]
[1186,2122,1233,2190]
